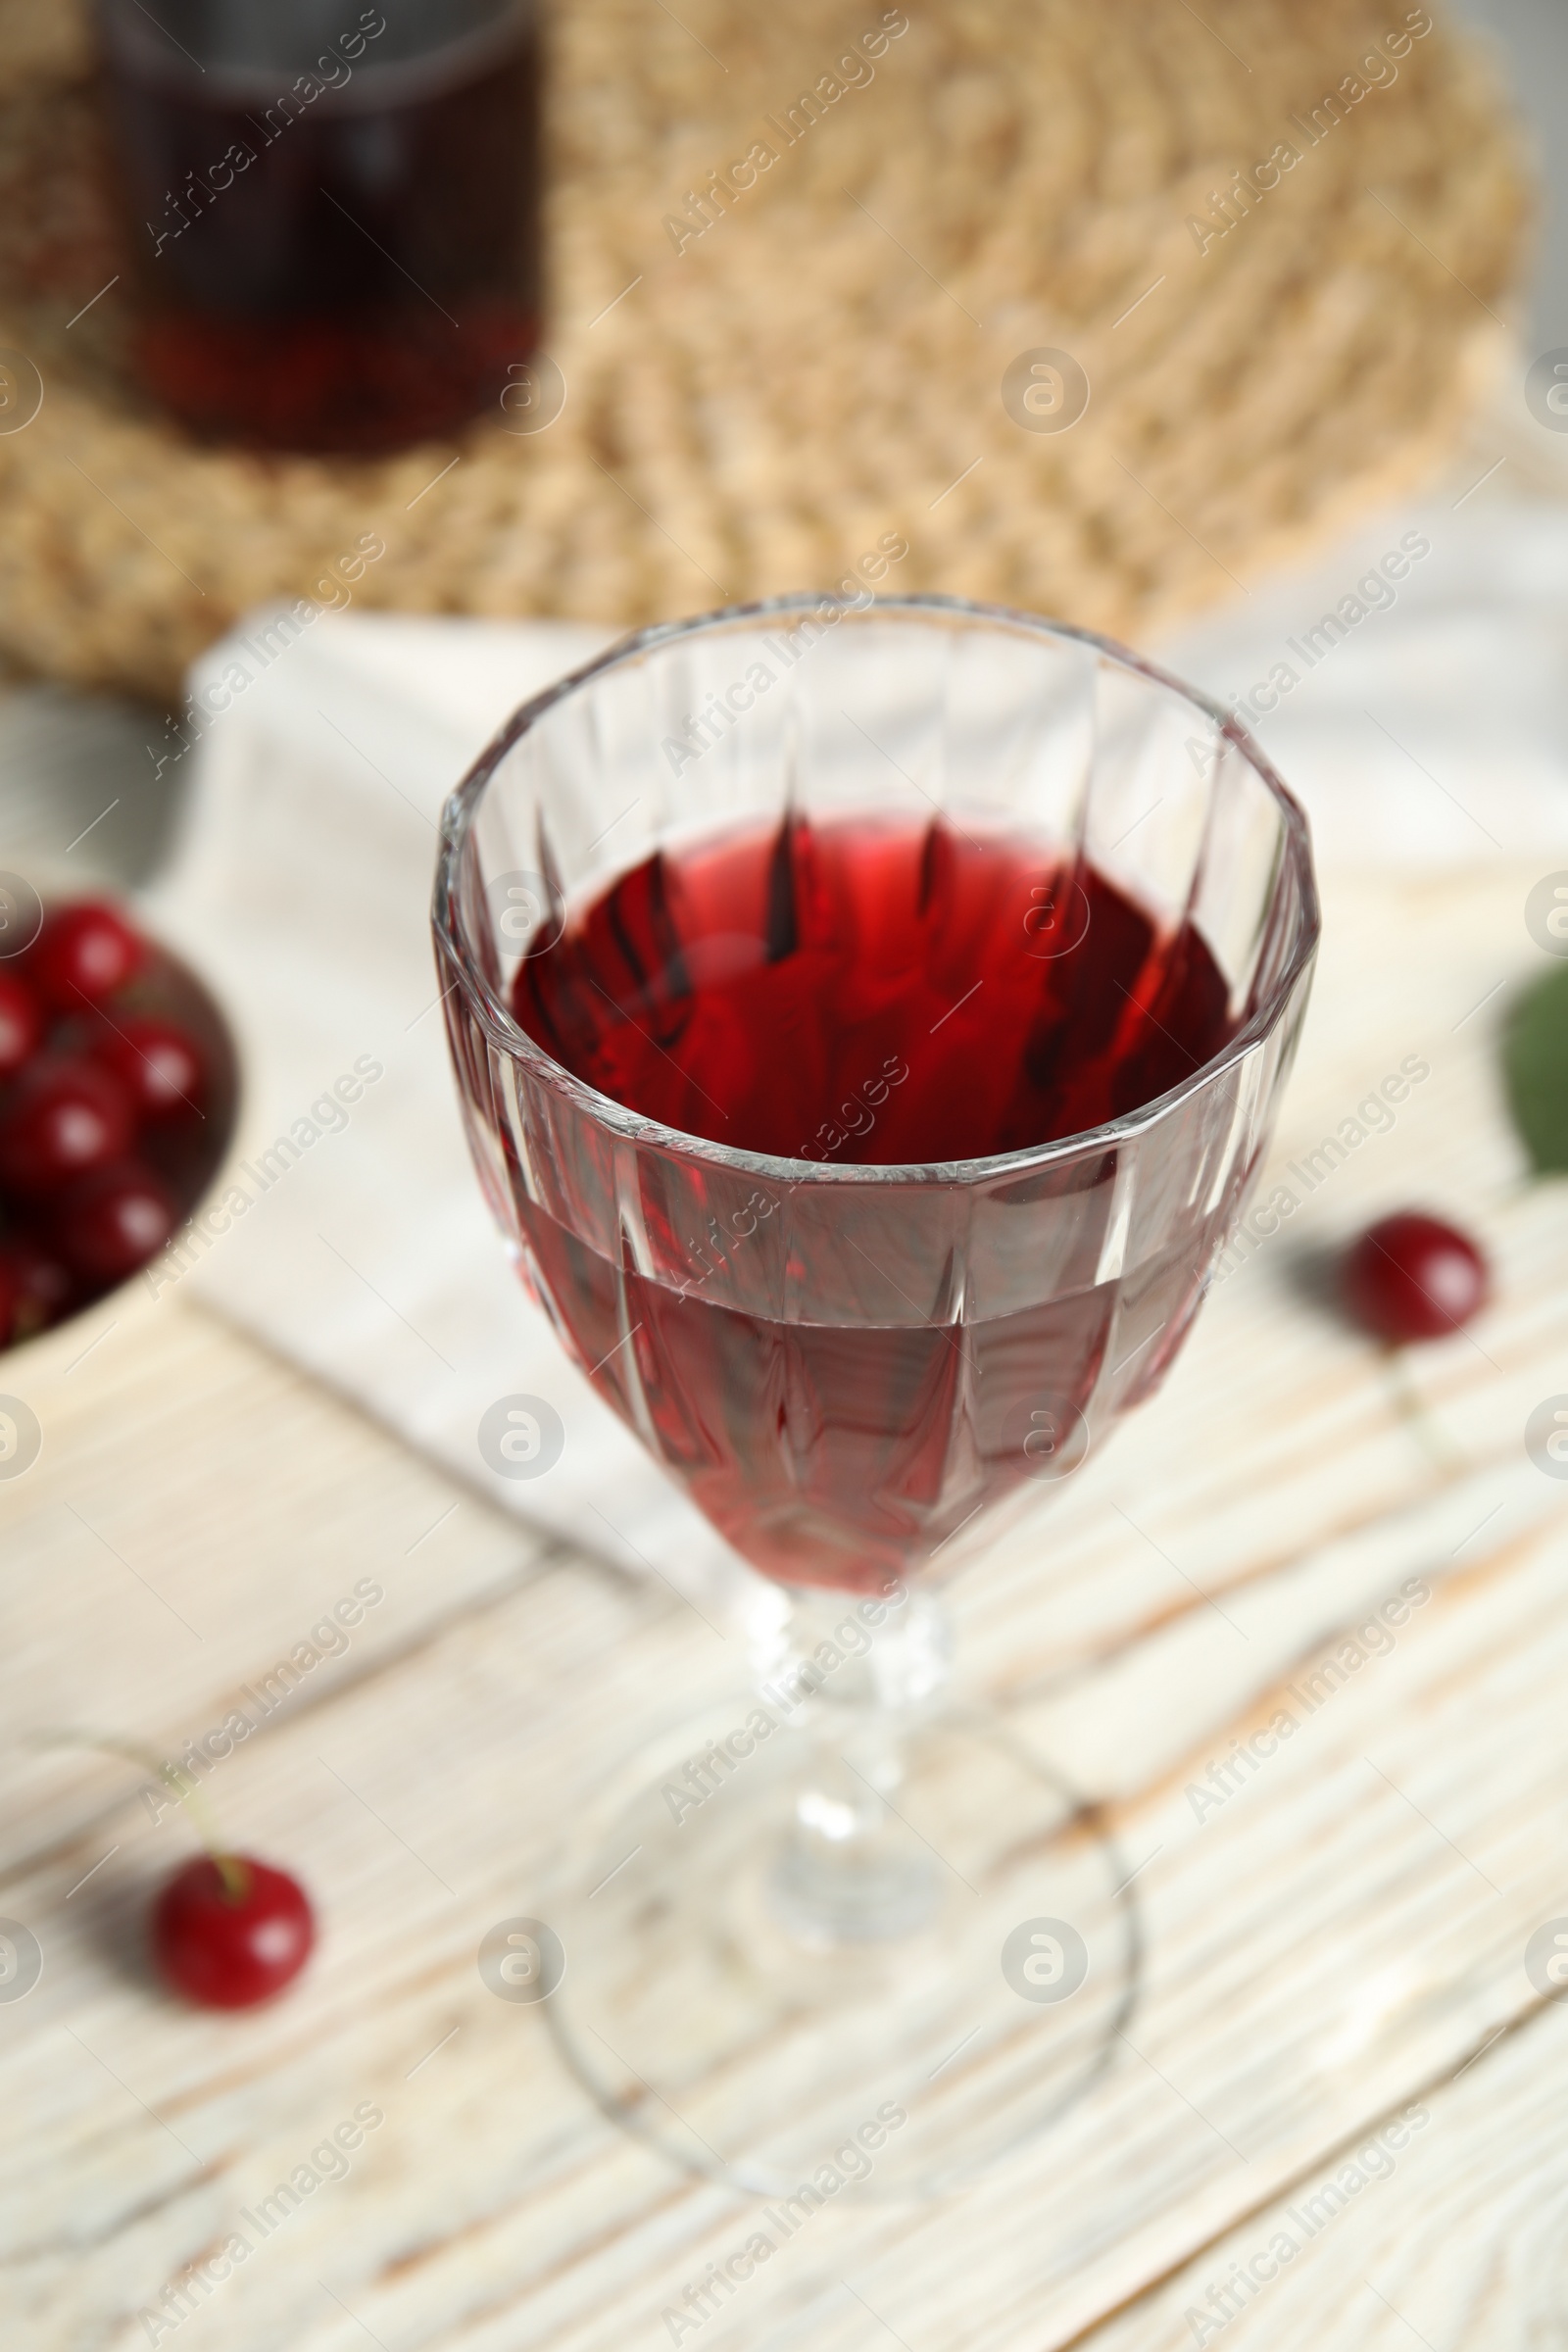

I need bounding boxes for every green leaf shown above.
[1503,962,1568,1174]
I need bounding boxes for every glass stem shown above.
[753,1581,953,1944]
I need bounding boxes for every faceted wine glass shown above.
[433,595,1318,2195]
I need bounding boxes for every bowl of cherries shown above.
[0,896,238,1350]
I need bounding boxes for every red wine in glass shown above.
[95,0,540,454]
[511,813,1236,1592]
[435,597,1318,2197]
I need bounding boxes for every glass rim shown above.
[432,591,1320,1189]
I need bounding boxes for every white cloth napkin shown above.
[1159,498,1568,863]
[146,493,1568,1618]
[140,613,766,1610]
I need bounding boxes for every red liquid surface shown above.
[508,815,1237,1591]
[517,816,1231,1160]
[102,19,539,454]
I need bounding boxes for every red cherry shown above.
[0,1058,134,1196]
[87,1017,205,1122]
[53,1160,176,1285]
[0,1251,15,1348]
[0,1237,74,1340]
[0,970,41,1077]
[1341,1211,1490,1344]
[151,1856,315,2008]
[25,901,146,1011]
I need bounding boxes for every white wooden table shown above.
[3,858,1567,2351]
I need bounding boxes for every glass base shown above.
[543,1701,1144,2198]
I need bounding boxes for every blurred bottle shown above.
[94,0,541,455]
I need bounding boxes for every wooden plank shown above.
[2,1452,1564,2350]
[0,1299,558,1879]
[1072,1996,1568,2352]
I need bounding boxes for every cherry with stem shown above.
[1340,1211,1491,1468]
[40,1732,315,2008]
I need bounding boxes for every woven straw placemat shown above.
[0,0,1530,701]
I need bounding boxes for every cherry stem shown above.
[1380,1348,1463,1473]
[36,1732,251,1902]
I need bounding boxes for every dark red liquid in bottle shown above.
[509,815,1237,1592]
[97,1,540,454]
